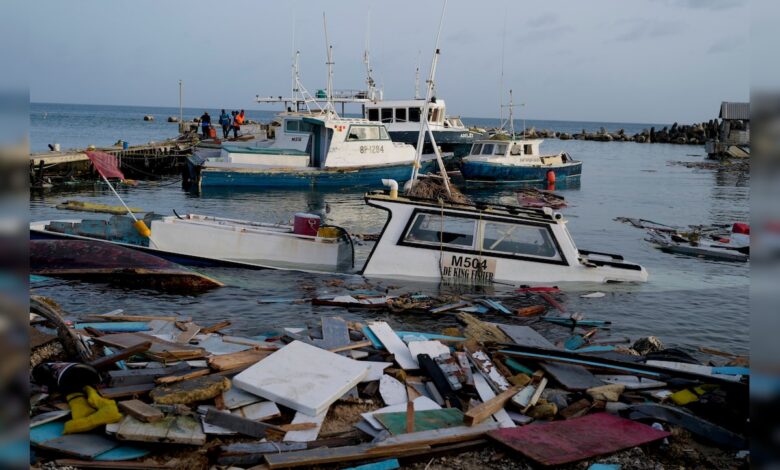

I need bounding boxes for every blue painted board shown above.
[75,322,150,332]
[345,458,400,470]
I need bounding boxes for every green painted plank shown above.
[374,408,464,435]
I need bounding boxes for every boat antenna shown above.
[500,89,517,137]
[414,50,421,99]
[364,6,377,101]
[291,5,298,109]
[498,6,507,133]
[323,12,337,116]
[409,0,451,198]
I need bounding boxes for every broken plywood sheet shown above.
[361,362,393,382]
[93,333,205,361]
[233,340,369,416]
[408,340,450,360]
[283,409,327,442]
[233,401,281,421]
[368,322,417,370]
[117,415,206,446]
[379,374,407,406]
[542,362,605,391]
[374,408,464,435]
[362,396,440,430]
[473,373,515,428]
[222,387,263,410]
[191,334,250,356]
[487,412,670,466]
[497,324,556,349]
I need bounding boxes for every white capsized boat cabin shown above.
[361,188,648,284]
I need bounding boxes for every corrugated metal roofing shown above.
[719,102,750,120]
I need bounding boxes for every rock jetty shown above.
[515,120,721,145]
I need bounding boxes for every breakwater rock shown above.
[511,120,720,145]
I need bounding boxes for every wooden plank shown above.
[89,342,153,370]
[463,385,522,426]
[283,410,327,442]
[53,460,177,469]
[208,348,269,371]
[217,442,307,466]
[204,408,278,438]
[88,314,187,322]
[318,316,350,350]
[117,415,206,445]
[233,401,281,421]
[37,433,118,459]
[99,383,155,399]
[265,444,430,469]
[30,410,70,428]
[371,422,500,451]
[118,400,164,423]
[375,408,464,435]
[466,345,511,393]
[416,354,461,409]
[368,322,417,370]
[93,333,205,361]
[329,340,373,353]
[487,413,670,466]
[497,324,555,349]
[472,373,515,428]
[108,362,190,386]
[174,323,201,343]
[155,368,210,385]
[200,320,231,334]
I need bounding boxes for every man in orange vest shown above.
[232,110,245,139]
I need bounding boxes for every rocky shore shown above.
[497,120,722,145]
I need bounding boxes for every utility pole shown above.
[178,80,184,134]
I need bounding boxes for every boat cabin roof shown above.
[365,190,561,225]
[364,98,446,109]
[469,138,543,157]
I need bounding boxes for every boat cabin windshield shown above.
[285,119,315,133]
[346,125,390,141]
[401,211,562,262]
[470,142,508,156]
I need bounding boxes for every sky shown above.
[28,0,751,124]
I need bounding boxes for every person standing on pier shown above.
[232,109,245,139]
[218,109,231,139]
[200,111,212,139]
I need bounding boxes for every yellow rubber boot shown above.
[63,387,123,434]
[65,392,96,419]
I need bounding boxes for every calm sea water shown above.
[29,103,748,355]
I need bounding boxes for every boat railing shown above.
[164,216,339,242]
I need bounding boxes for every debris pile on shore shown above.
[29,288,749,469]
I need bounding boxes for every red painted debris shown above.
[487,412,670,466]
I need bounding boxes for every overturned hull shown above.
[30,239,223,293]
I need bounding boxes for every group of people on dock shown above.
[200,109,245,140]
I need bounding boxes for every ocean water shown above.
[30,102,667,153]
[29,103,748,355]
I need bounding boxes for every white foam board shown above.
[368,321,417,370]
[379,374,407,406]
[408,340,450,361]
[233,340,369,416]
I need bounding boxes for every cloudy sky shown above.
[30,0,749,123]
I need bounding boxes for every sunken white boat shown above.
[360,186,647,284]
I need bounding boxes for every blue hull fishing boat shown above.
[190,113,440,189]
[461,90,582,184]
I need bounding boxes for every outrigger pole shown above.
[409,0,451,197]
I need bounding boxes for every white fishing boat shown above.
[360,183,647,284]
[31,212,354,272]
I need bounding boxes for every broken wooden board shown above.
[374,408,464,435]
[233,401,281,421]
[407,340,450,360]
[217,441,308,466]
[487,412,670,466]
[472,373,515,428]
[595,375,667,390]
[117,415,206,445]
[207,348,269,372]
[371,421,500,450]
[264,443,427,469]
[362,396,441,430]
[361,362,393,382]
[379,374,407,406]
[108,363,190,386]
[284,409,327,442]
[98,383,156,399]
[93,333,205,361]
[367,322,417,370]
[497,324,556,349]
[30,410,70,428]
[191,334,250,355]
[174,323,200,343]
[31,422,117,459]
[233,340,369,416]
[314,316,350,350]
[466,346,511,393]
[203,408,276,438]
[118,399,163,423]
[541,362,605,391]
[222,387,263,410]
[150,375,230,405]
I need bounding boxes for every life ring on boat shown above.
[546,170,556,184]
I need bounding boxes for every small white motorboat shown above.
[31,212,354,272]
[646,223,749,262]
